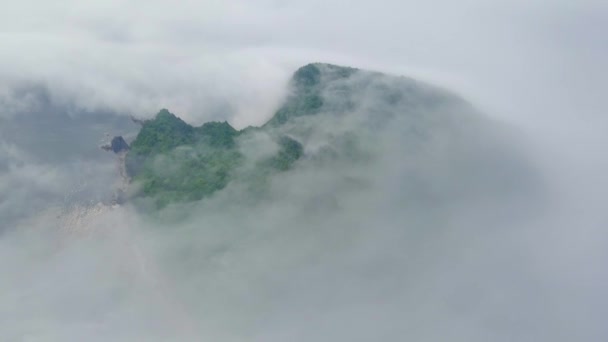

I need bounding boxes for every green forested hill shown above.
[125,111,304,208]
[124,63,485,209]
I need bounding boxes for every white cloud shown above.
[1,1,607,341]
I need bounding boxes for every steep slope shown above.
[124,63,533,210]
[125,111,303,208]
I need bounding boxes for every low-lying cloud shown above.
[1,1,607,341]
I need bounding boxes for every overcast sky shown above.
[1,0,607,128]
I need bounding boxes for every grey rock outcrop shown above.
[102,136,130,154]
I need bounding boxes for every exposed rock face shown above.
[110,136,129,153]
[102,136,130,153]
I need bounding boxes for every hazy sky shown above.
[1,0,607,128]
[2,0,604,191]
[1,1,607,341]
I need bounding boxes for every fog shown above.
[1,1,607,341]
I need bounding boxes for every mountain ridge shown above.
[122,62,496,209]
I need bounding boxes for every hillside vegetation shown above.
[125,63,481,209]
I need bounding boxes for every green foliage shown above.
[126,106,308,208]
[266,93,324,126]
[122,62,478,210]
[195,121,238,148]
[291,63,357,89]
[129,109,195,156]
[267,136,304,171]
[125,64,365,208]
[292,63,322,88]
[134,147,243,206]
[264,63,358,127]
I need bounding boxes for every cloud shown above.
[1,1,607,341]
[1,1,606,128]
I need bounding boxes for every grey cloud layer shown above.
[0,76,550,341]
[2,1,607,128]
[1,1,607,341]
